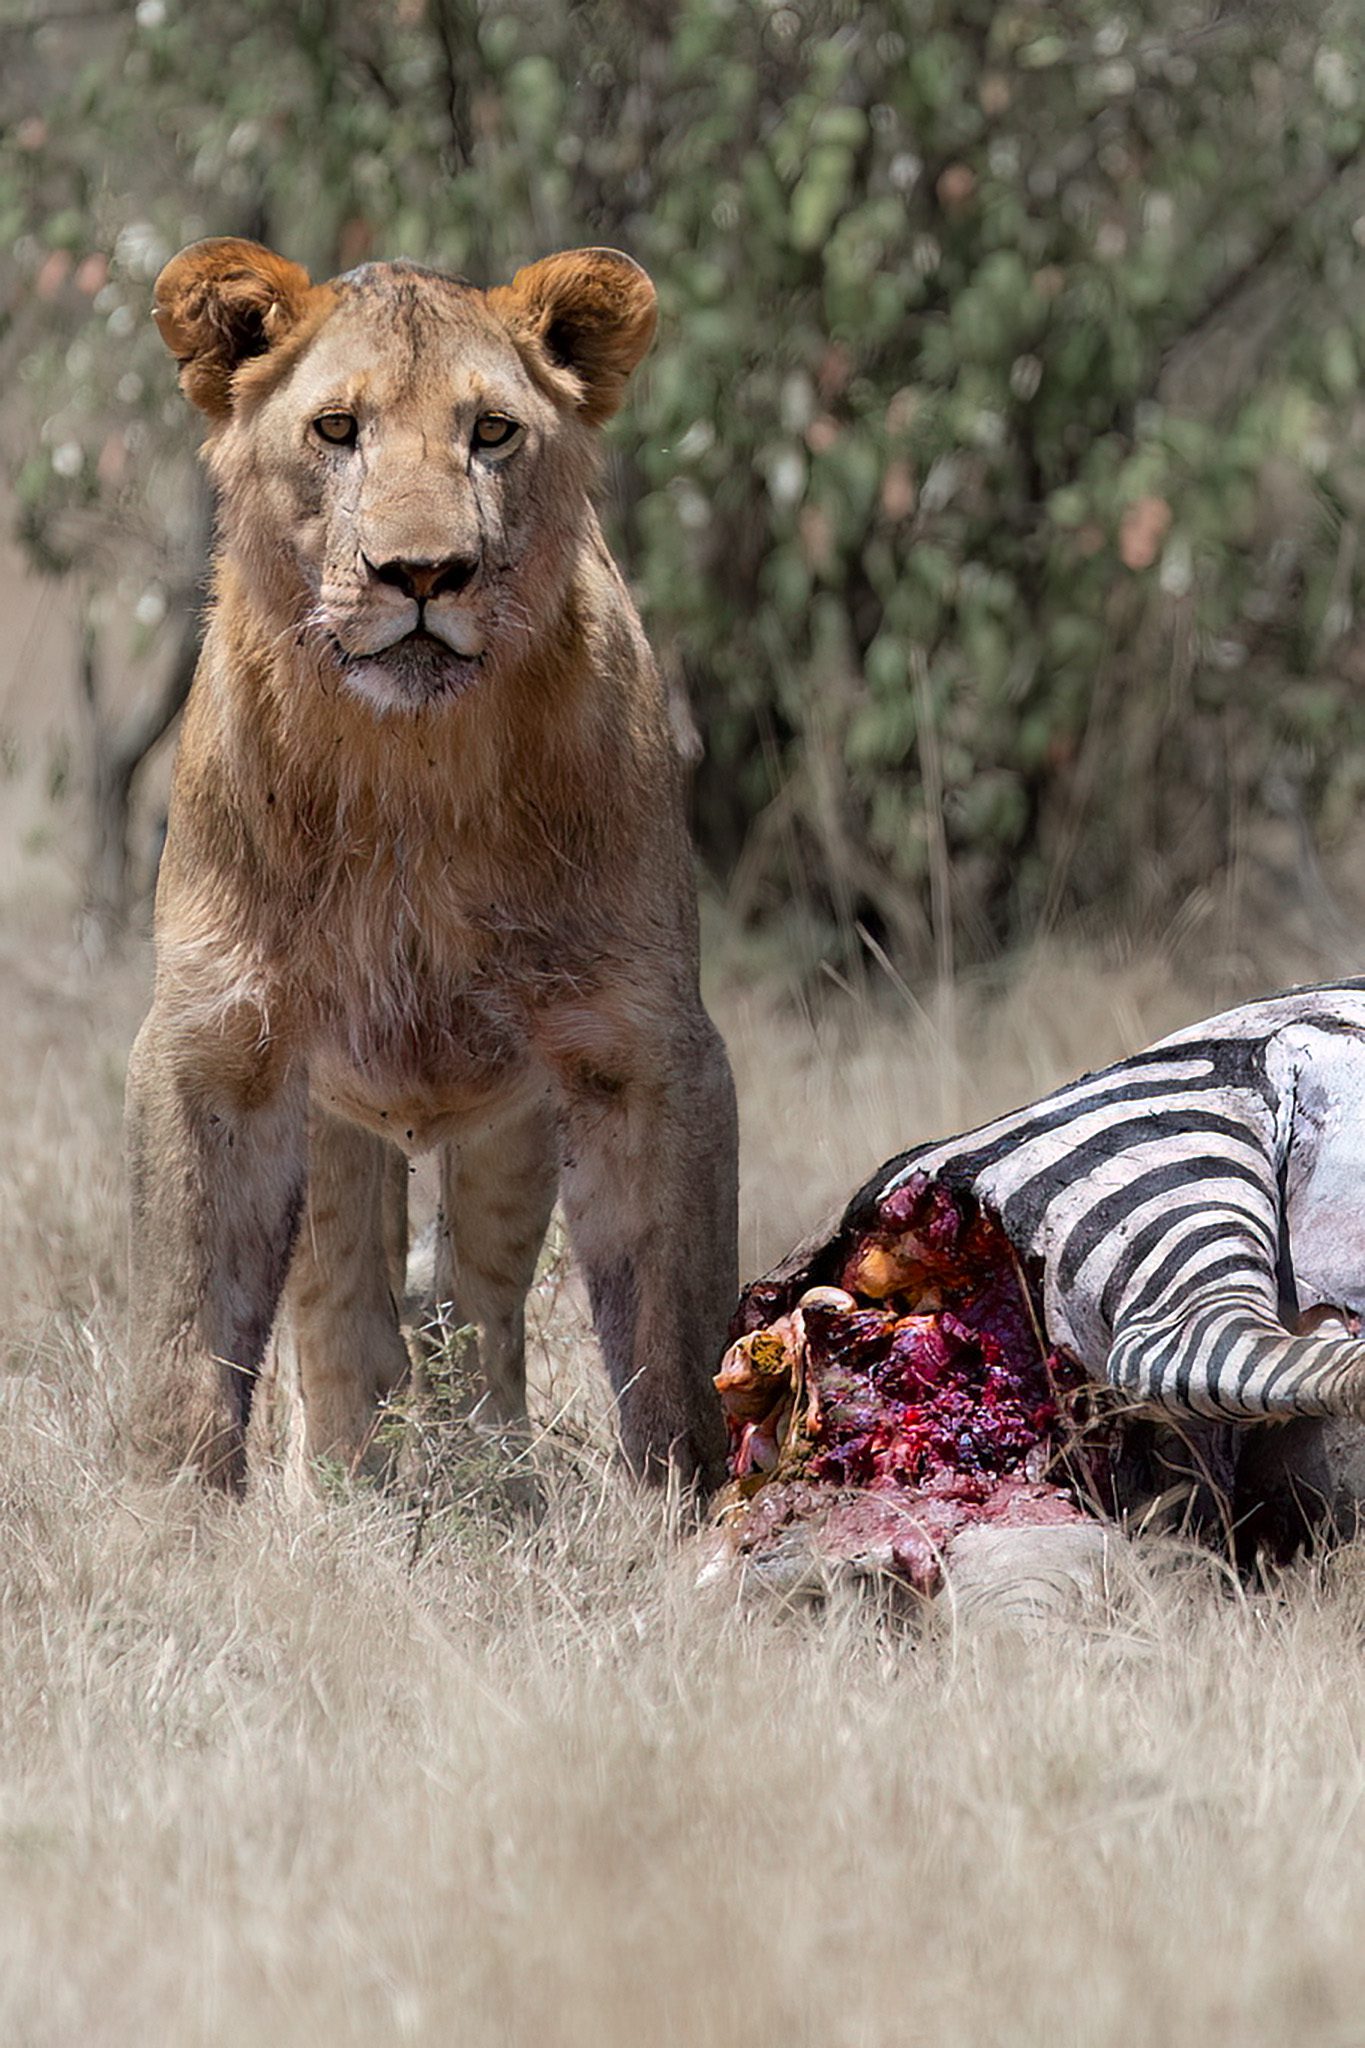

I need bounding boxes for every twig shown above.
[911,647,953,994]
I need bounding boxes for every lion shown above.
[125,235,737,1495]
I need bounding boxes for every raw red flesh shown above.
[713,1172,1103,1596]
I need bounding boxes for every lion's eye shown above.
[472,413,522,456]
[313,411,358,447]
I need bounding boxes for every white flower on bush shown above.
[1315,48,1356,111]
[765,447,806,510]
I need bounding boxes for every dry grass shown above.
[8,890,1365,2047]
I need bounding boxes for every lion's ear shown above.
[152,238,316,418]
[494,248,657,426]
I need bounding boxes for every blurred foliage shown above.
[6,0,1365,963]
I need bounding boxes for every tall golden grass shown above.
[6,885,1365,2047]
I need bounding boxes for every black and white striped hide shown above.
[757,982,1365,1427]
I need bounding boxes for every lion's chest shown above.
[310,982,530,1148]
[298,886,602,1149]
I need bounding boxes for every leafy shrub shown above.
[6,0,1365,963]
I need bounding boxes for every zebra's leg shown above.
[1107,1291,1365,1421]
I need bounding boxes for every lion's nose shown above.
[364,552,479,601]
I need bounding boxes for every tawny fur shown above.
[126,237,737,1494]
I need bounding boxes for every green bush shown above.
[7,0,1365,964]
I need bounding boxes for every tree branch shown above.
[429,0,476,172]
[107,603,200,790]
[1147,133,1365,419]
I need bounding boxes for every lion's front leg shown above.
[553,1004,737,1492]
[280,1105,412,1471]
[124,1012,308,1493]
[436,1087,559,1429]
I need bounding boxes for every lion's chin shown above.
[336,634,484,716]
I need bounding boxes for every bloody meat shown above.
[712,1172,1105,1595]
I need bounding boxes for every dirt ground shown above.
[8,553,1365,2045]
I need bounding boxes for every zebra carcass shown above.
[708,981,1365,1604]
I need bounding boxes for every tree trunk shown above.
[76,566,204,956]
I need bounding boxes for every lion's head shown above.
[153,237,657,715]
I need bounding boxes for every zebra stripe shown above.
[848,984,1365,1422]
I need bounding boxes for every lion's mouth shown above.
[329,628,485,708]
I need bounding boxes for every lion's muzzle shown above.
[337,549,489,669]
